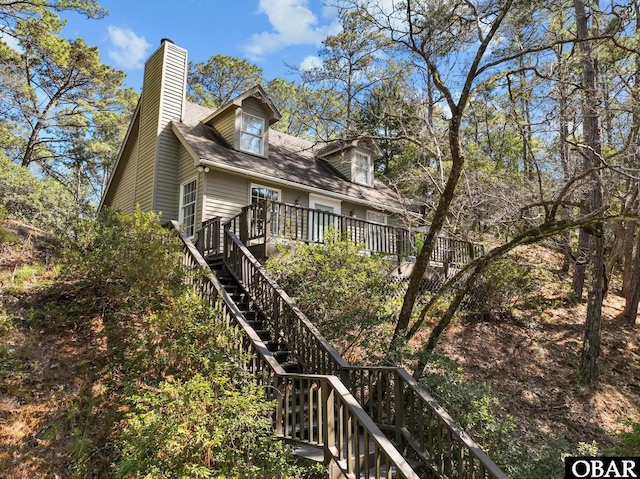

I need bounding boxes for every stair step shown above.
[223,284,239,294]
[273,350,291,362]
[241,310,259,321]
[265,340,290,352]
[255,329,272,341]
[281,362,303,373]
[246,319,265,330]
[207,258,223,271]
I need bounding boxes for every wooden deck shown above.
[196,200,484,267]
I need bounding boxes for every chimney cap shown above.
[161,38,174,45]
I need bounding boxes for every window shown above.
[240,112,265,155]
[250,184,280,236]
[366,210,388,225]
[250,184,280,204]
[179,179,197,237]
[353,152,372,185]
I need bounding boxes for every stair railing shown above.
[194,216,221,259]
[343,366,509,479]
[219,220,509,479]
[167,220,419,479]
[222,223,348,375]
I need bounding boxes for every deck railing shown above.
[219,218,508,479]
[167,220,418,479]
[222,199,484,264]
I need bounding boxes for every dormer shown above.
[201,85,281,157]
[317,137,382,187]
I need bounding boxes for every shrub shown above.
[266,231,402,359]
[113,373,309,479]
[62,207,186,311]
[462,256,535,321]
[419,352,515,458]
[609,421,640,455]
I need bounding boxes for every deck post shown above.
[239,207,248,243]
[264,199,271,243]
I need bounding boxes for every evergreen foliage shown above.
[0,154,77,234]
[266,232,402,359]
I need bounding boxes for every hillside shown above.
[0,218,320,478]
[413,244,640,474]
[1,218,639,478]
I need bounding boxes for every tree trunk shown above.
[622,228,640,325]
[622,221,637,300]
[579,211,604,384]
[574,0,605,386]
[572,229,590,298]
[391,109,465,347]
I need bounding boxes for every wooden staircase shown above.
[169,219,509,479]
[209,256,305,374]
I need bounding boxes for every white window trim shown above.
[352,151,373,186]
[249,183,281,204]
[366,210,388,225]
[179,177,197,237]
[309,193,342,215]
[240,111,266,156]
[308,194,342,242]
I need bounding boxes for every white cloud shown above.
[300,55,322,71]
[243,0,339,60]
[106,25,150,69]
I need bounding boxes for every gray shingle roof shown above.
[174,101,403,209]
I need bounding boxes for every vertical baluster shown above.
[347,407,355,474]
[458,437,466,479]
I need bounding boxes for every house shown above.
[99,39,419,260]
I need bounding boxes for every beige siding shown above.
[202,172,311,222]
[214,109,235,146]
[283,188,307,207]
[153,43,188,220]
[135,48,164,212]
[327,150,352,180]
[343,201,367,220]
[109,128,139,213]
[177,143,202,227]
[242,97,265,118]
[104,114,140,212]
[204,171,249,223]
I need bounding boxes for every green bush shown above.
[266,231,402,359]
[419,352,515,457]
[609,421,640,455]
[114,373,309,479]
[62,207,186,311]
[0,155,77,234]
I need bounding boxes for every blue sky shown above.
[61,0,340,91]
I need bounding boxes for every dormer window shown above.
[240,112,265,155]
[353,152,372,186]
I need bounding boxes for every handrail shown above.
[219,221,509,479]
[223,225,349,375]
[167,221,419,479]
[343,366,510,479]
